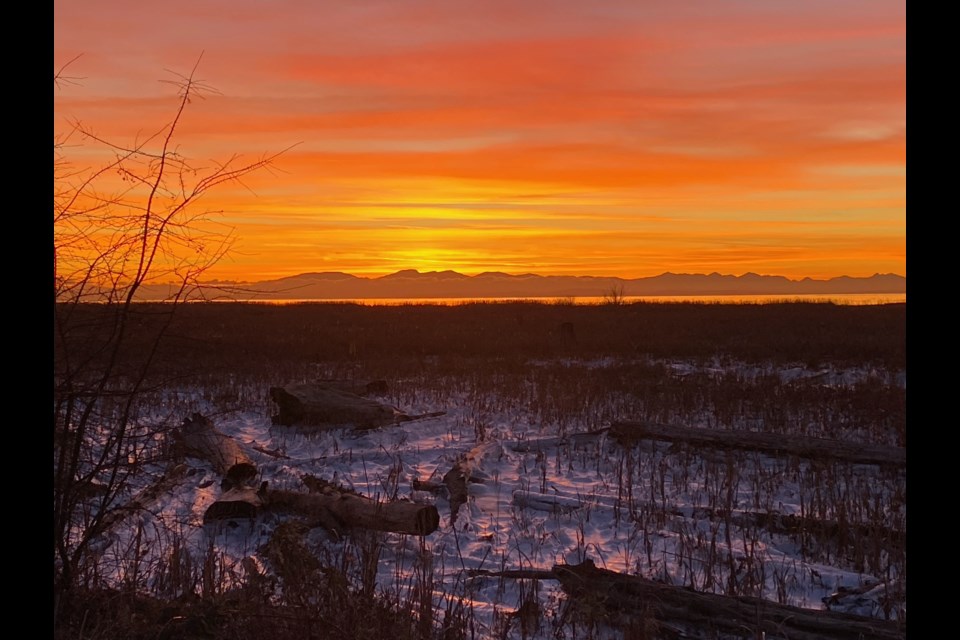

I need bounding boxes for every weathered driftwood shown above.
[179,410,439,535]
[509,430,607,453]
[555,560,905,640]
[203,477,440,536]
[510,490,904,553]
[654,504,906,562]
[610,421,906,468]
[476,560,905,640]
[173,413,258,490]
[269,383,409,429]
[270,382,445,429]
[694,507,906,550]
[512,490,584,514]
[270,488,439,536]
[442,441,501,525]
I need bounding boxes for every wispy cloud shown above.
[55,0,905,280]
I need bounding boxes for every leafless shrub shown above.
[54,56,286,622]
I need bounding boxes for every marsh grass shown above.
[55,301,906,638]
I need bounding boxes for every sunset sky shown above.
[54,0,905,282]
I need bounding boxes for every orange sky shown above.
[54,1,905,282]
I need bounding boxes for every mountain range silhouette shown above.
[134,270,906,301]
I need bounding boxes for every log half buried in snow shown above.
[202,479,440,536]
[269,487,440,536]
[507,493,903,560]
[610,421,906,468]
[553,559,905,640]
[512,490,583,514]
[509,430,607,453]
[173,413,258,490]
[270,383,409,429]
[475,560,904,640]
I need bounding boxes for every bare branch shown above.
[54,57,293,601]
[54,54,85,89]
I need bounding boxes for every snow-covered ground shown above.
[90,356,906,638]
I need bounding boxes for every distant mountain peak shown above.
[433,270,468,279]
[378,269,422,279]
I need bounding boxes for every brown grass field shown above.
[54,300,906,639]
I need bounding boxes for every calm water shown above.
[234,293,905,306]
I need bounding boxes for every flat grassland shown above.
[143,299,905,373]
[55,301,906,640]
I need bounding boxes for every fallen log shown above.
[173,413,258,490]
[271,489,439,537]
[655,504,905,565]
[507,491,904,566]
[512,490,583,514]
[610,421,905,468]
[202,477,440,536]
[509,430,607,453]
[270,383,410,429]
[718,508,905,550]
[554,559,905,640]
[476,560,905,640]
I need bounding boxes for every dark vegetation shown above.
[54,300,905,639]
[151,300,905,373]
